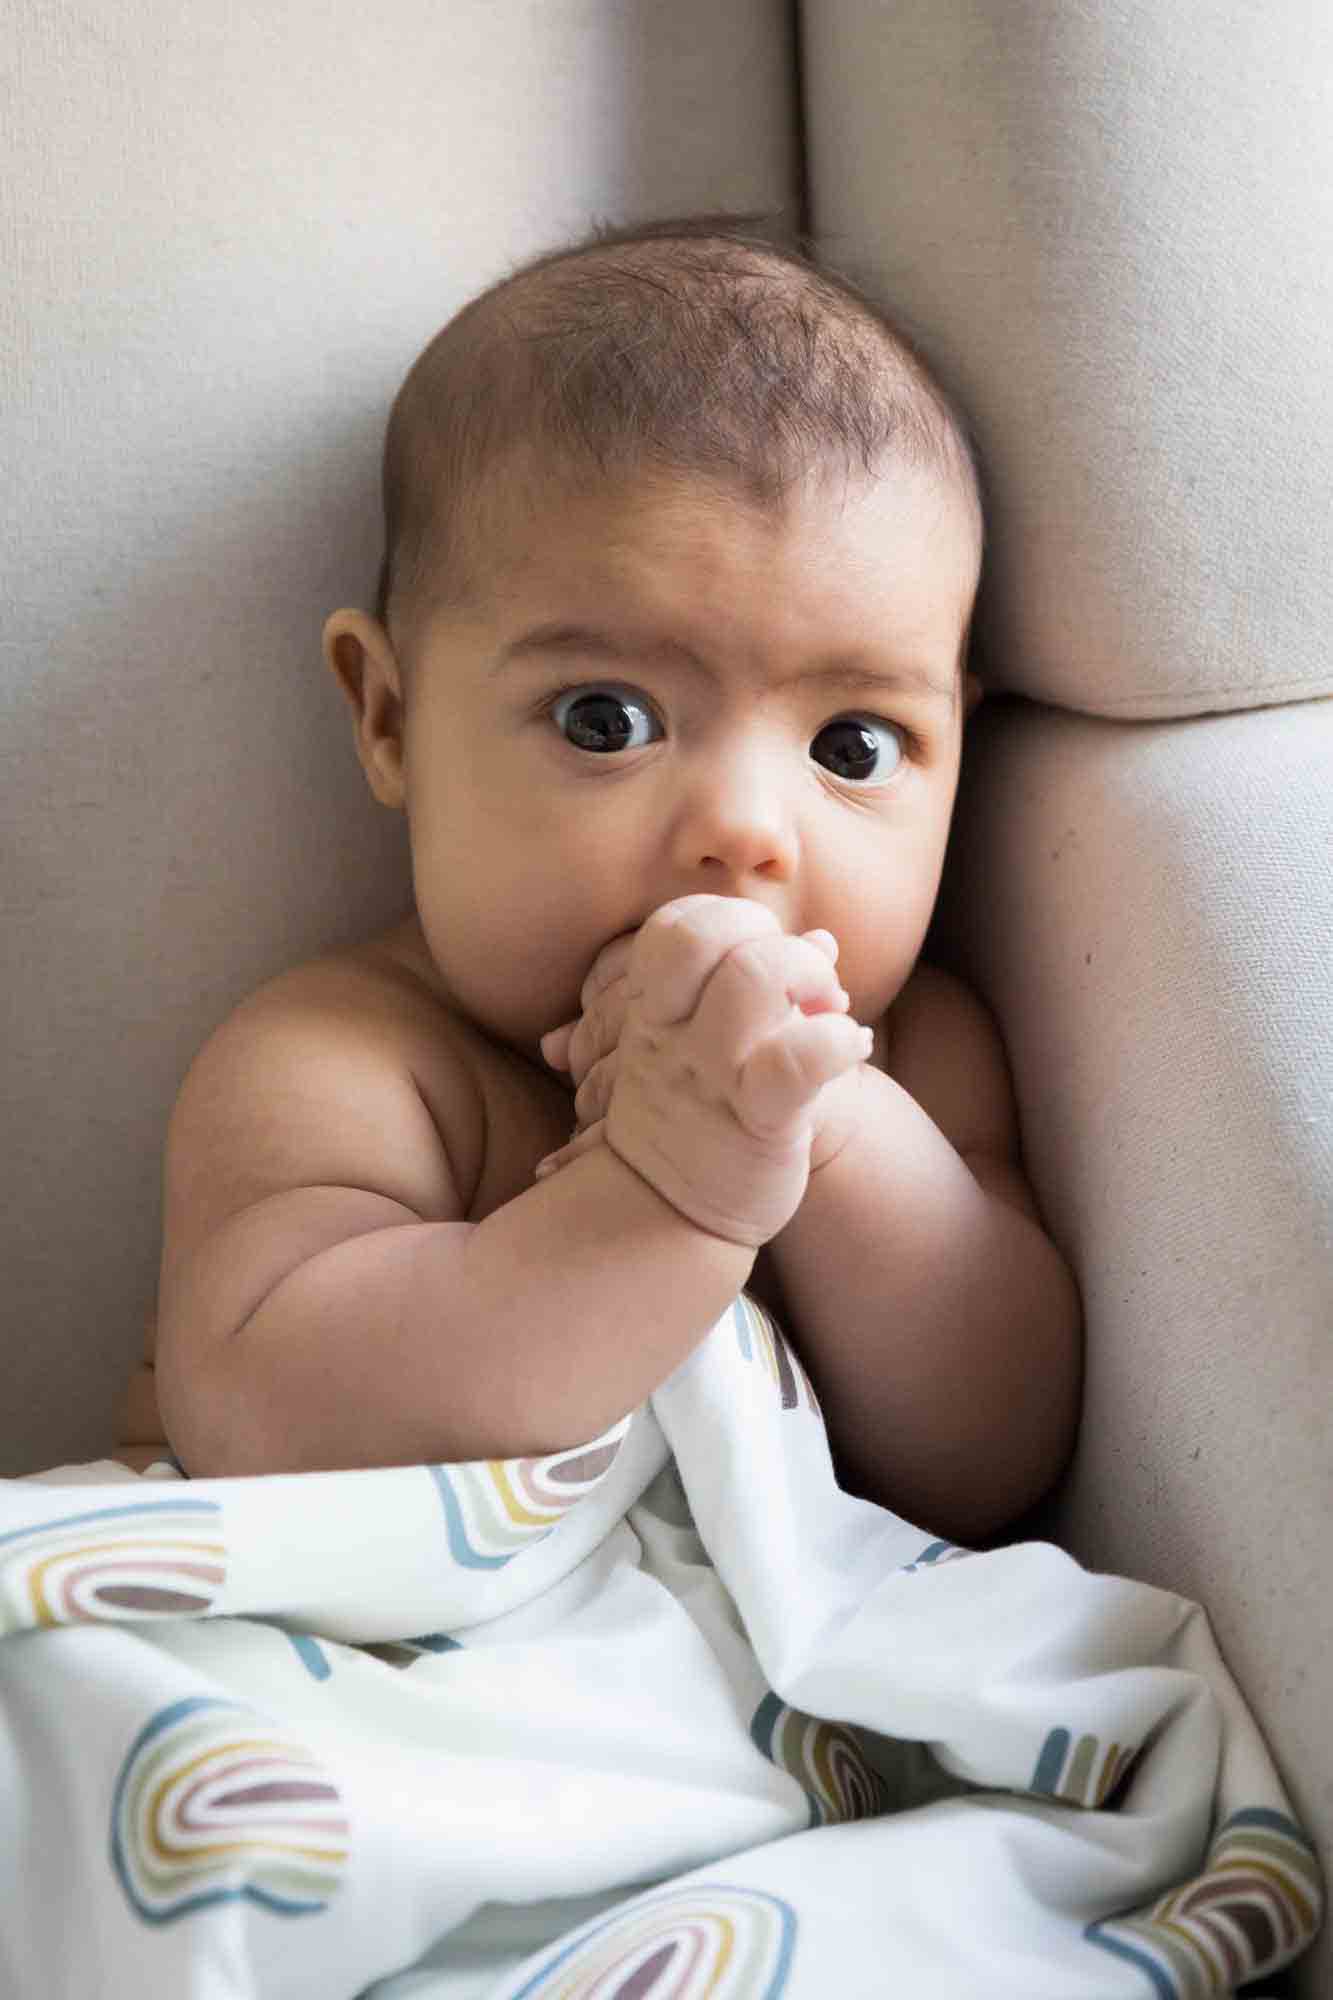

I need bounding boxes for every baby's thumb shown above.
[737,1014,873,1137]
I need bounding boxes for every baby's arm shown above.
[156,975,748,1479]
[764,965,1082,1545]
[157,907,863,1480]
[543,950,1081,1546]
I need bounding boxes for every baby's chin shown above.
[481,1016,576,1085]
[484,988,588,1068]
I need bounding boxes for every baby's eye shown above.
[810,715,904,783]
[549,683,663,754]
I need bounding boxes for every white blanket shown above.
[0,1296,1321,1998]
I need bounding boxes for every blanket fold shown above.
[0,1294,1321,1998]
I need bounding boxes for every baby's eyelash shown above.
[819,711,927,762]
[539,681,656,715]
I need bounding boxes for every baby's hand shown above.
[539,927,641,1121]
[538,896,872,1248]
[542,914,844,1129]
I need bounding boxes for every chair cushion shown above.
[935,690,1333,1995]
[799,0,1333,719]
[0,0,800,1477]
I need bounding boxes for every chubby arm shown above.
[157,903,864,1482]
[764,966,1082,1544]
[541,952,1080,1543]
[156,968,754,1479]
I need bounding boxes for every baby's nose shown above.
[673,753,798,885]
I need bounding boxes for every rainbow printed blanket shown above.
[0,1297,1322,1998]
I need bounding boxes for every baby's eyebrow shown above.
[490,621,954,703]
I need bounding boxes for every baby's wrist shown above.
[601,1127,769,1257]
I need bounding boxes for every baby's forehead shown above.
[481,440,958,527]
[447,455,977,696]
[471,449,979,584]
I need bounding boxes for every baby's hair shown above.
[374,212,984,647]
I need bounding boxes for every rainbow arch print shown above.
[749,1692,886,1830]
[0,1498,226,1634]
[1030,1725,1138,1809]
[1085,1809,1322,1998]
[428,1418,631,1570]
[359,1630,463,1670]
[109,1694,349,1924]
[898,1539,972,1575]
[731,1296,820,1414]
[503,1883,797,1999]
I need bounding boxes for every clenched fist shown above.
[538,896,874,1249]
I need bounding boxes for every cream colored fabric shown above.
[935,694,1333,1992]
[802,8,1333,1986]
[799,0,1333,720]
[0,0,797,1477]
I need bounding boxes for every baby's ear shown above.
[322,609,407,809]
[963,670,985,720]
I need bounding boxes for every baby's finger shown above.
[533,1119,606,1181]
[539,1020,578,1073]
[566,973,630,1088]
[580,930,639,1012]
[573,1049,618,1133]
[802,928,840,966]
[630,895,782,1028]
[691,930,850,1065]
[736,1014,874,1138]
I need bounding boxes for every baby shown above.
[143,214,1081,1545]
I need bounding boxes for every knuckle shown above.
[642,900,689,938]
[725,899,781,947]
[583,939,631,1007]
[790,934,834,983]
[738,1036,807,1133]
[568,1018,594,1075]
[767,1032,811,1091]
[574,1057,610,1123]
[630,912,681,981]
[724,938,778,989]
[667,1054,703,1092]
[584,1007,609,1064]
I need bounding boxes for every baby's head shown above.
[326,215,985,1054]
[371,215,983,656]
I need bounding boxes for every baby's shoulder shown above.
[879,961,1020,1168]
[188,927,481,1098]
[165,927,489,1241]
